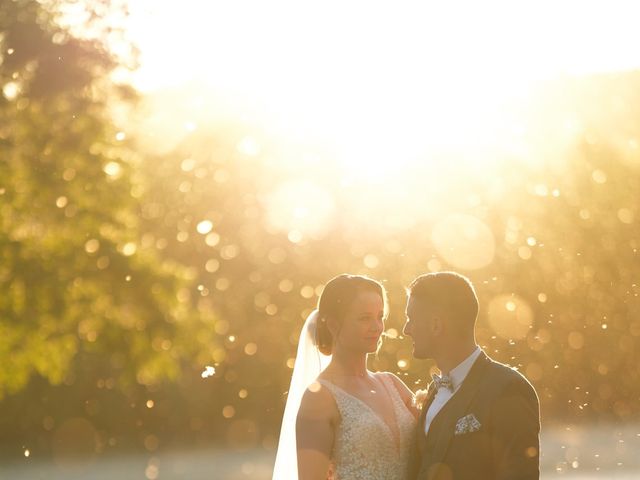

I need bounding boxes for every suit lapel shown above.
[419,382,437,436]
[413,379,437,478]
[425,352,491,464]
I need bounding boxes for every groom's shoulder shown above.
[481,353,538,399]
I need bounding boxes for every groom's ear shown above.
[432,316,444,335]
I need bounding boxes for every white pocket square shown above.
[455,413,482,435]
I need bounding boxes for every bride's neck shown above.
[327,349,368,377]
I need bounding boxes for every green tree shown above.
[0,0,214,400]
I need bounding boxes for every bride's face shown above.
[332,290,385,354]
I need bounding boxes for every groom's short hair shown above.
[408,271,479,332]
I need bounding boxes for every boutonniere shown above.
[413,389,429,410]
[413,385,435,410]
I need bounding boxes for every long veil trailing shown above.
[272,309,331,480]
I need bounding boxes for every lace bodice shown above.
[319,375,417,480]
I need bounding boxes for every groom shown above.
[404,272,540,480]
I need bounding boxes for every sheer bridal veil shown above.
[272,309,331,480]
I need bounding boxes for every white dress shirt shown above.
[425,346,482,435]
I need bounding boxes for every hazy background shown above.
[1,0,639,478]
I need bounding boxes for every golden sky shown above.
[122,1,640,173]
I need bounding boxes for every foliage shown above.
[0,0,213,407]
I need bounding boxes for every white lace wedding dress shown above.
[319,375,417,480]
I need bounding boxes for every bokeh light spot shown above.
[308,381,321,393]
[237,136,261,156]
[121,242,137,256]
[145,460,159,480]
[244,343,258,356]
[427,258,442,272]
[518,246,532,260]
[84,239,100,254]
[432,214,495,270]
[222,405,236,419]
[215,278,230,291]
[363,254,379,269]
[488,294,534,340]
[278,279,293,292]
[300,285,315,299]
[265,304,278,315]
[264,181,335,240]
[2,81,20,100]
[196,220,213,234]
[568,331,585,350]
[617,208,634,224]
[103,161,122,178]
[205,232,220,247]
[591,169,607,184]
[144,435,159,452]
[287,230,303,244]
[180,158,196,172]
[214,320,229,335]
[205,259,220,272]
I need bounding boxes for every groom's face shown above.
[403,296,437,359]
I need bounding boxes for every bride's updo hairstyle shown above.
[315,274,388,355]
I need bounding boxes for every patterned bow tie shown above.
[432,373,453,392]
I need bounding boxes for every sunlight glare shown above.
[124,0,640,175]
[431,214,495,270]
[264,181,336,240]
[488,294,534,340]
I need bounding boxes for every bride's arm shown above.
[296,382,338,480]
[383,372,420,418]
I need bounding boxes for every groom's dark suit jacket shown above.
[412,352,540,480]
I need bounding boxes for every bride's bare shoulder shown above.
[297,380,339,421]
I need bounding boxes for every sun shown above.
[123,0,640,176]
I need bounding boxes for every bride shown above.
[272,274,418,480]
